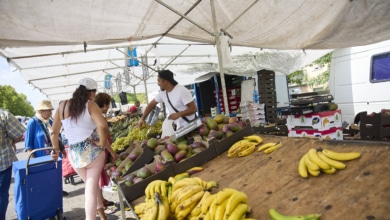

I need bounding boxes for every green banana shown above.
[269,208,321,220]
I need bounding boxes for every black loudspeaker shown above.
[119,92,128,105]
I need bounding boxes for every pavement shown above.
[6,142,137,220]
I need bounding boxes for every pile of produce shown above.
[198,114,247,141]
[111,119,162,152]
[145,136,208,163]
[298,148,361,178]
[134,176,252,220]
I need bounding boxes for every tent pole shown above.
[210,0,230,116]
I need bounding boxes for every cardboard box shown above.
[171,136,218,174]
[288,127,343,140]
[117,141,155,177]
[285,110,342,131]
[116,156,175,202]
[212,122,255,155]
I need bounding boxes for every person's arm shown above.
[168,100,197,120]
[139,99,158,126]
[24,119,35,156]
[50,104,64,159]
[88,101,109,148]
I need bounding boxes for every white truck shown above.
[329,40,390,125]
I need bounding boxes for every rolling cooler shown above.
[13,147,65,220]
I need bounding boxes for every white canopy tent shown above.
[0,0,389,113]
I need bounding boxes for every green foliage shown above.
[113,92,147,105]
[287,70,306,85]
[313,53,332,66]
[0,85,35,116]
[307,69,330,89]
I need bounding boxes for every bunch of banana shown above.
[144,180,170,202]
[298,148,361,178]
[269,208,321,220]
[227,139,257,157]
[257,141,282,154]
[134,192,170,220]
[243,135,263,144]
[199,188,250,220]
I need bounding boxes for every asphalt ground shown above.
[5,142,136,220]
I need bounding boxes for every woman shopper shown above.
[93,92,119,214]
[50,77,109,220]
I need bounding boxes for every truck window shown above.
[371,52,390,82]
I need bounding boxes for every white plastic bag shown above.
[161,118,175,138]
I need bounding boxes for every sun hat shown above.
[36,100,54,111]
[79,77,97,90]
[158,70,178,86]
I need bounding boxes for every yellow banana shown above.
[175,190,205,220]
[187,166,204,175]
[167,185,173,204]
[146,200,159,220]
[172,177,199,192]
[307,168,320,177]
[257,142,279,152]
[190,190,211,217]
[227,203,249,220]
[175,185,203,204]
[214,197,228,220]
[215,188,237,205]
[308,149,330,170]
[224,191,248,219]
[228,140,252,157]
[321,166,336,174]
[263,143,282,154]
[238,144,256,157]
[171,185,194,204]
[168,176,176,185]
[145,180,160,201]
[206,180,218,190]
[269,208,321,220]
[157,195,169,220]
[317,151,346,170]
[159,181,168,197]
[298,155,308,178]
[322,149,361,161]
[174,172,190,181]
[201,194,217,215]
[243,135,263,144]
[303,153,320,171]
[207,198,218,220]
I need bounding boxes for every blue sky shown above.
[0,56,47,109]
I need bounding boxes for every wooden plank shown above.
[131,135,390,219]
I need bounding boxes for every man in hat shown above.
[24,100,55,158]
[139,70,197,129]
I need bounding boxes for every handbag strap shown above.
[166,91,191,123]
[36,117,52,146]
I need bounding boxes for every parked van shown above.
[329,40,390,125]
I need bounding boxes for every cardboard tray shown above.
[116,156,175,202]
[212,122,255,155]
[117,141,155,177]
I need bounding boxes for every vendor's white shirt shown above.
[154,85,195,129]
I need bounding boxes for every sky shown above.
[0,56,47,109]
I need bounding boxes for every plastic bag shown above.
[161,118,175,138]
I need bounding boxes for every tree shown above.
[0,85,35,116]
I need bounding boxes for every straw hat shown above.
[36,100,54,111]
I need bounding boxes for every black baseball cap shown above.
[158,70,178,86]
